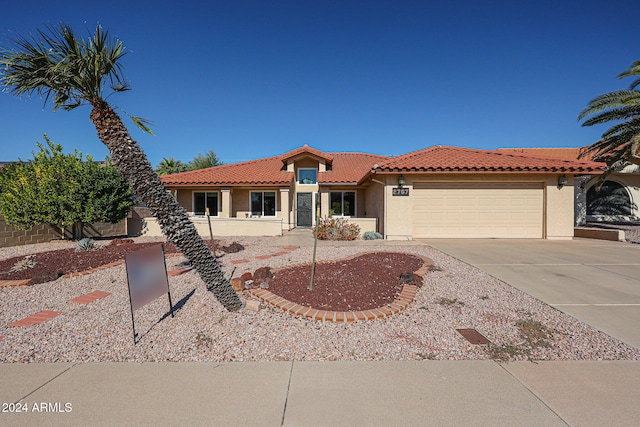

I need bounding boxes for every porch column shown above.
[220,188,231,218]
[319,188,330,218]
[279,187,290,230]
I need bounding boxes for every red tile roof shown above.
[497,147,599,161]
[161,156,293,186]
[320,152,388,183]
[281,144,334,163]
[372,146,604,174]
[162,145,605,188]
[160,148,387,187]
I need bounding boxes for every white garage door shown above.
[412,182,544,238]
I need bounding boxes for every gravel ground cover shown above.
[0,236,638,363]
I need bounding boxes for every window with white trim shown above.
[298,168,317,185]
[193,192,219,216]
[330,191,355,217]
[250,191,276,216]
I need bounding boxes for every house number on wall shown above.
[392,187,409,196]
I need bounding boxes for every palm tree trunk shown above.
[89,100,243,311]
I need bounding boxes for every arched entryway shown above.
[586,180,634,217]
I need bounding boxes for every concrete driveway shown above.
[420,238,640,349]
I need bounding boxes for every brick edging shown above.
[249,284,418,323]
[0,279,32,288]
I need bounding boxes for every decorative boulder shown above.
[253,266,273,288]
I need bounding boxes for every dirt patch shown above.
[267,252,424,311]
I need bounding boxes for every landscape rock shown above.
[222,242,245,253]
[230,277,246,291]
[244,299,262,311]
[253,266,273,288]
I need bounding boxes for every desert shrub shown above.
[75,238,101,252]
[312,217,360,240]
[363,231,383,240]
[10,255,37,272]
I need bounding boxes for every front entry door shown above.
[296,192,313,227]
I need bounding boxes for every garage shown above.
[412,182,544,238]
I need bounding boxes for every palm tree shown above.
[0,23,243,311]
[155,157,189,175]
[579,59,640,170]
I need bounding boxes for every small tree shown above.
[0,136,133,239]
[188,150,224,170]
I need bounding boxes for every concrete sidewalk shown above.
[2,360,639,426]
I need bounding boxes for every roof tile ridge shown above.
[500,147,582,151]
[492,149,602,165]
[377,146,439,166]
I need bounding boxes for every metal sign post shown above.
[309,193,320,291]
[205,207,217,258]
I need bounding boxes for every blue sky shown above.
[1,1,638,166]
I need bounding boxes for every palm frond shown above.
[0,22,130,110]
[130,115,155,135]
[577,90,640,121]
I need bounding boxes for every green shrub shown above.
[363,231,383,240]
[312,217,360,240]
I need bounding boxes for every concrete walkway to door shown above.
[421,238,640,349]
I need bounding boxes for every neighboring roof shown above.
[497,147,599,161]
[371,146,604,174]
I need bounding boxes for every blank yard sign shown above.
[125,244,170,311]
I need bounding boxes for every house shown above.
[156,144,603,239]
[498,148,640,224]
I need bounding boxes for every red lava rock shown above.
[0,242,179,285]
[108,238,134,246]
[268,252,425,311]
[240,272,253,280]
[253,266,273,288]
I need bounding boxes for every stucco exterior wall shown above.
[142,216,283,237]
[544,175,575,239]
[364,182,385,234]
[383,175,414,240]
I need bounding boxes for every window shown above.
[251,191,276,216]
[330,191,355,217]
[298,168,317,185]
[193,192,219,216]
